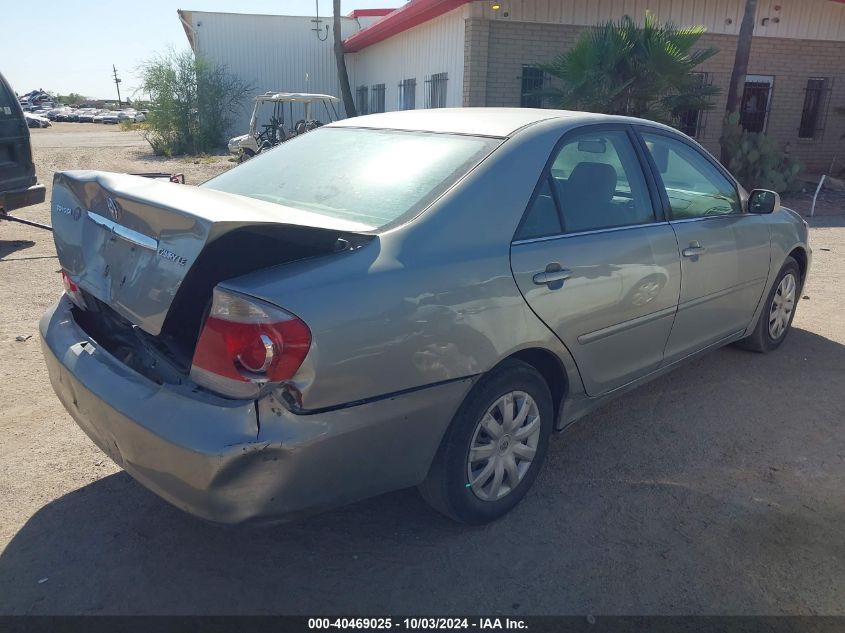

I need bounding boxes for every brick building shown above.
[344,0,845,172]
[182,0,845,172]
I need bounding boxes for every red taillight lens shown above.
[61,270,78,292]
[190,288,311,399]
[60,270,87,308]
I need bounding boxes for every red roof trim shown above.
[347,8,396,18]
[343,0,473,52]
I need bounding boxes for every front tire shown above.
[418,360,553,524]
[737,256,801,352]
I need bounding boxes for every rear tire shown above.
[418,359,553,524]
[736,256,801,353]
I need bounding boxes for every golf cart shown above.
[228,92,340,162]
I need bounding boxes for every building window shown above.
[520,65,550,108]
[398,78,416,110]
[356,85,369,115]
[370,83,385,113]
[799,78,828,139]
[676,73,711,139]
[739,75,774,133]
[425,72,448,108]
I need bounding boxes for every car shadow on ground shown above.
[1,328,844,615]
[0,239,35,260]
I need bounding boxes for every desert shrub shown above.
[139,49,251,156]
[720,112,802,193]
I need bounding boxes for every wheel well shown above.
[507,348,568,424]
[789,247,808,283]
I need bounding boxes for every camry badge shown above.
[157,247,188,267]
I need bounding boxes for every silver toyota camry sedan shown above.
[41,108,810,524]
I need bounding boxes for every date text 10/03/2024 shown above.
[307,618,528,630]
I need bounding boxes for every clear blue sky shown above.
[2,0,399,100]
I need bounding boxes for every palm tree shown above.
[537,13,719,125]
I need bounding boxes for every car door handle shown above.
[682,241,706,257]
[533,268,572,286]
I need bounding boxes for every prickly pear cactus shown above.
[720,115,803,193]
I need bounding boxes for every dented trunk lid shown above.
[51,170,374,336]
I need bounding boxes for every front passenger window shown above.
[641,132,741,219]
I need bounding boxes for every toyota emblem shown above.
[106,197,120,221]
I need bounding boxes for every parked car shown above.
[77,108,98,122]
[101,111,119,124]
[42,109,810,525]
[46,107,69,121]
[93,110,109,123]
[24,112,51,128]
[0,72,46,212]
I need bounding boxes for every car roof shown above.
[328,107,679,138]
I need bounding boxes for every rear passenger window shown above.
[515,130,655,239]
[554,131,655,235]
[517,176,562,239]
[641,132,740,219]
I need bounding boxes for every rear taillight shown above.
[60,270,87,309]
[190,288,311,399]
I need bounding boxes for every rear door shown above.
[510,125,681,396]
[636,129,771,362]
[0,73,37,201]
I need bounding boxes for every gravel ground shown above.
[0,124,843,615]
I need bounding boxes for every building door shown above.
[739,75,774,133]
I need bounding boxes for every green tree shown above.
[537,13,719,125]
[139,49,252,156]
[57,92,87,106]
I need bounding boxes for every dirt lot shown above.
[1,124,843,615]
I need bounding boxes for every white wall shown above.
[347,6,469,112]
[186,10,360,132]
[469,0,845,42]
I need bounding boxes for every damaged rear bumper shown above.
[40,297,472,524]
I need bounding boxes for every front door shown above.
[510,127,681,396]
[638,130,771,362]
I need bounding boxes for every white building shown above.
[177,7,393,130]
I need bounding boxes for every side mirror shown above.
[747,189,780,214]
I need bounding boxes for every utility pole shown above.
[112,65,122,106]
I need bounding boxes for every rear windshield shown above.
[203,127,501,230]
